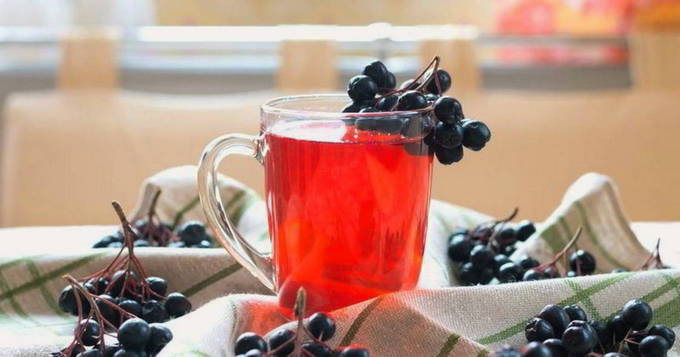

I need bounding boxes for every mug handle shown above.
[197,133,275,292]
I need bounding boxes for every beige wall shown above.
[2,89,680,226]
[154,0,497,31]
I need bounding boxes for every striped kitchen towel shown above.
[0,167,674,357]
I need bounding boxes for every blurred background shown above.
[1,0,679,227]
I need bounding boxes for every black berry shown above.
[268,329,295,357]
[118,299,142,317]
[306,312,336,341]
[622,298,652,330]
[77,319,101,346]
[525,317,555,342]
[519,257,540,270]
[649,324,676,346]
[347,75,378,103]
[497,262,523,283]
[165,292,192,318]
[569,250,596,275]
[523,269,545,281]
[426,69,452,94]
[589,320,612,350]
[362,61,395,93]
[469,245,494,268]
[433,97,463,124]
[538,305,570,336]
[448,235,472,262]
[59,285,87,316]
[147,323,173,355]
[639,335,670,357]
[494,254,512,271]
[117,318,151,350]
[142,299,169,323]
[458,262,492,285]
[177,221,208,246]
[496,227,517,246]
[521,341,552,357]
[542,338,568,357]
[515,220,536,241]
[375,95,398,111]
[301,342,333,357]
[564,305,587,322]
[146,277,168,297]
[396,91,428,111]
[461,119,491,151]
[434,145,463,165]
[235,332,268,355]
[433,122,463,149]
[88,278,110,295]
[562,325,597,354]
[96,294,119,326]
[607,314,630,342]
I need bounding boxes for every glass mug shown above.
[198,95,434,315]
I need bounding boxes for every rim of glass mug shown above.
[260,93,427,119]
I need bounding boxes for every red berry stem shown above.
[537,227,583,271]
[380,56,441,99]
[147,189,162,247]
[291,288,307,356]
[637,238,664,270]
[485,207,519,252]
[64,275,108,351]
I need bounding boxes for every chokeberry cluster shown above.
[447,208,547,285]
[343,57,491,165]
[494,299,675,357]
[93,191,214,249]
[449,208,670,286]
[234,289,370,357]
[54,202,191,357]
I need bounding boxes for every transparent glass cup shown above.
[198,94,434,315]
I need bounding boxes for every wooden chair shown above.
[419,31,481,92]
[629,30,680,90]
[0,29,268,226]
[276,40,338,92]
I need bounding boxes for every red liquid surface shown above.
[264,120,433,314]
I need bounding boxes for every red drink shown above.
[264,120,434,314]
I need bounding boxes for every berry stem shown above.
[64,275,108,350]
[618,329,632,353]
[537,227,583,270]
[637,238,663,270]
[147,189,162,246]
[378,56,440,99]
[292,288,307,357]
[485,207,519,252]
[414,56,442,93]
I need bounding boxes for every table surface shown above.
[1,222,679,264]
